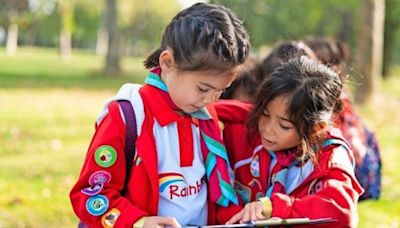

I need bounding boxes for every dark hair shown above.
[248,57,342,162]
[261,41,317,77]
[220,57,264,102]
[143,3,250,72]
[304,36,350,80]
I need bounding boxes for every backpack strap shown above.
[117,100,137,192]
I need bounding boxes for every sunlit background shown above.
[0,0,399,227]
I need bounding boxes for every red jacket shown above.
[70,86,240,227]
[215,100,364,227]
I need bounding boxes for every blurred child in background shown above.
[305,37,382,200]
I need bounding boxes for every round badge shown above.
[81,183,104,196]
[86,194,109,216]
[101,208,121,228]
[94,145,117,168]
[89,170,112,185]
[250,155,260,177]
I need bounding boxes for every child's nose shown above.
[262,122,274,136]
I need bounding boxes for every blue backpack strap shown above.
[117,100,137,192]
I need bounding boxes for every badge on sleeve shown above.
[86,194,109,216]
[81,183,104,196]
[89,170,112,185]
[94,145,117,168]
[101,208,121,228]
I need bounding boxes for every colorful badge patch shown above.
[86,194,109,216]
[250,155,260,177]
[81,183,104,196]
[89,170,112,185]
[101,208,121,228]
[94,145,117,168]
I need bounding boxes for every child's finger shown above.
[250,202,257,221]
[240,204,251,223]
[156,217,181,228]
[255,201,266,220]
[226,210,244,225]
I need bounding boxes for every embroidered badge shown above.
[101,208,121,228]
[89,170,112,185]
[94,145,117,168]
[250,155,260,177]
[86,194,109,216]
[234,181,251,204]
[81,183,104,196]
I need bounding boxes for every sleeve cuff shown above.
[133,217,145,228]
[258,197,272,218]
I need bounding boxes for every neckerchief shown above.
[265,148,299,197]
[144,67,238,207]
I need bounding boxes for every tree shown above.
[382,0,400,78]
[209,0,358,49]
[104,0,121,74]
[58,0,76,60]
[354,0,385,104]
[0,0,29,55]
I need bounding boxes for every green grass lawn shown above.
[0,47,399,227]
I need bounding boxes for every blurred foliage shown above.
[210,0,359,49]
[0,0,399,64]
[118,0,180,55]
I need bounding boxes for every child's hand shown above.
[226,201,265,224]
[143,216,181,228]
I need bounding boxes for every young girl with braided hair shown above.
[70,3,250,227]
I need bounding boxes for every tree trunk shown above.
[354,0,385,104]
[382,0,399,78]
[104,0,121,75]
[6,23,18,56]
[382,21,396,78]
[96,27,108,56]
[60,29,72,60]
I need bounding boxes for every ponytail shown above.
[143,48,163,69]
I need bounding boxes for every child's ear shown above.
[159,49,175,73]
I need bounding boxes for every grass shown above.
[0,47,399,227]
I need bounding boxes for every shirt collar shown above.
[143,69,212,126]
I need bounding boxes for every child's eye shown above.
[279,124,291,130]
[197,86,209,92]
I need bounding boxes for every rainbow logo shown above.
[159,173,186,192]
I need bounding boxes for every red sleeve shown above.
[70,101,147,227]
[214,99,253,123]
[270,169,362,227]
